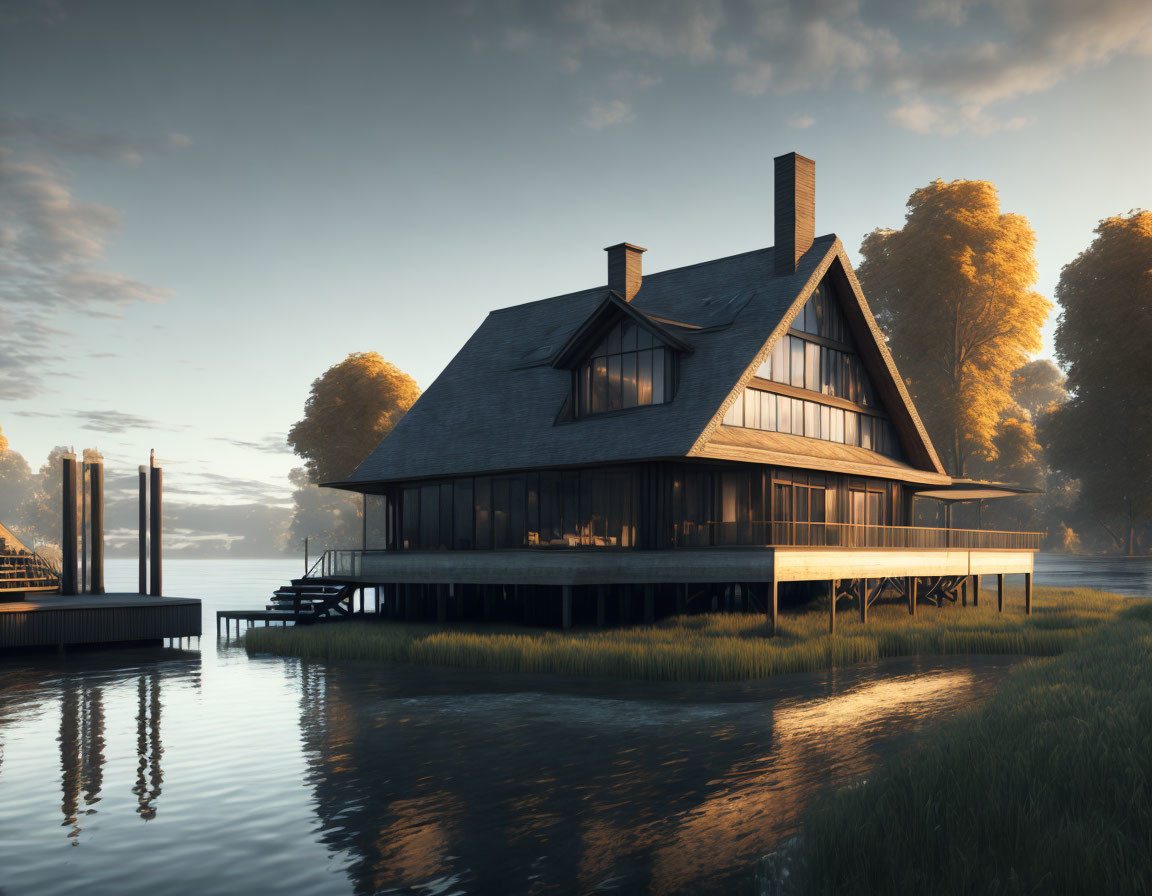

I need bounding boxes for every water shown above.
[0,554,1144,895]
[1034,552,1152,598]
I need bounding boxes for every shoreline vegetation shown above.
[782,596,1152,895]
[243,586,1127,683]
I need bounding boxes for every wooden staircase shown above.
[265,578,356,624]
[0,551,61,600]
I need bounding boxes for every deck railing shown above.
[309,523,1041,577]
[674,521,1042,551]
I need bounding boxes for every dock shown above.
[0,593,201,650]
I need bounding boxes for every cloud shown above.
[582,99,636,129]
[470,0,1152,136]
[787,113,815,129]
[0,114,190,165]
[212,434,294,455]
[0,137,174,396]
[70,409,177,434]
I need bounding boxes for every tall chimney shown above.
[605,243,646,302]
[774,152,815,277]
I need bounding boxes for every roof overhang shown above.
[914,479,1042,502]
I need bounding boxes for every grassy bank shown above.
[785,596,1152,895]
[244,586,1127,682]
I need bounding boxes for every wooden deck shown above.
[0,593,201,650]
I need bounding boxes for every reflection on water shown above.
[294,658,1010,895]
[1034,552,1152,598]
[0,558,1056,894]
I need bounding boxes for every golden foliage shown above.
[287,352,421,484]
[858,180,1050,476]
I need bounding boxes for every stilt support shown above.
[1025,572,1032,616]
[829,579,836,633]
[997,574,1004,613]
[562,585,572,630]
[973,574,981,608]
[768,577,778,636]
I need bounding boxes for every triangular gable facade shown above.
[690,240,945,479]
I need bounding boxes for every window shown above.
[721,385,901,459]
[576,319,675,416]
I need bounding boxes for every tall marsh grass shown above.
[244,586,1130,683]
[785,597,1152,895]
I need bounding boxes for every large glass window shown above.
[577,319,674,416]
[723,387,901,459]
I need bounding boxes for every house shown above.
[319,153,1040,633]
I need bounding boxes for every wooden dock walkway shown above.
[0,593,201,650]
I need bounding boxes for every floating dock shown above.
[0,593,201,650]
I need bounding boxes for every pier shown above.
[0,593,201,650]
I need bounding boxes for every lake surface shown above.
[0,553,1145,895]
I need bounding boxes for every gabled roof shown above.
[338,234,948,489]
[550,290,694,369]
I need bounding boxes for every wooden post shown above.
[89,456,104,595]
[562,585,572,630]
[61,453,78,596]
[829,579,836,633]
[961,577,968,607]
[973,574,980,607]
[596,586,606,627]
[643,584,655,625]
[436,584,447,623]
[304,537,309,576]
[768,577,778,636]
[1025,572,1032,616]
[997,574,1004,613]
[907,576,915,616]
[138,466,147,595]
[148,454,162,597]
[860,579,868,625]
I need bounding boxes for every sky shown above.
[0,0,1150,553]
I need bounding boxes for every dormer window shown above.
[576,319,676,416]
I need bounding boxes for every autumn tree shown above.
[1011,359,1067,419]
[1046,211,1152,555]
[858,180,1050,476]
[0,425,34,532]
[286,353,420,552]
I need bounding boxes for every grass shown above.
[783,596,1152,896]
[243,586,1129,683]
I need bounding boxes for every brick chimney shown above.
[774,152,815,277]
[605,243,646,302]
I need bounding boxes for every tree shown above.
[858,180,1051,476]
[1011,359,1067,419]
[288,352,421,484]
[286,353,420,553]
[1046,211,1152,555]
[0,425,34,533]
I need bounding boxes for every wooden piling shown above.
[148,456,162,597]
[138,466,147,595]
[829,579,836,633]
[1025,572,1032,615]
[61,453,78,596]
[973,574,980,607]
[906,576,914,616]
[89,457,104,595]
[860,579,868,625]
[997,574,1004,613]
[768,577,778,636]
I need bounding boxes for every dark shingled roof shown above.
[343,236,847,487]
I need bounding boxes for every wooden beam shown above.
[1025,572,1032,616]
[906,575,915,616]
[138,466,147,595]
[768,577,779,636]
[997,573,1004,613]
[61,453,78,596]
[973,574,980,607]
